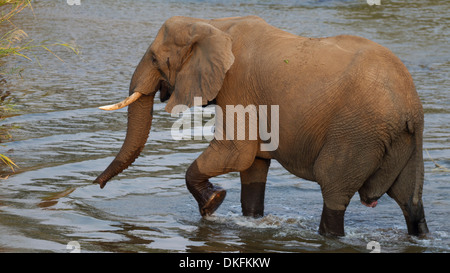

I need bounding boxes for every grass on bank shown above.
[0,0,78,176]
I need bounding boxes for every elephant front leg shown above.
[240,158,270,217]
[186,161,227,217]
[185,140,258,217]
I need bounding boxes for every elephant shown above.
[94,16,429,237]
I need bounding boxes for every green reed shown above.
[0,0,78,176]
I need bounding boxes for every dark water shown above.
[0,0,448,253]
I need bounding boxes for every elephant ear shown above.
[165,22,235,114]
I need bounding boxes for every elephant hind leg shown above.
[319,203,345,237]
[358,132,415,207]
[314,138,382,236]
[387,135,429,237]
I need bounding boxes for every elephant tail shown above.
[406,102,425,200]
[411,118,424,206]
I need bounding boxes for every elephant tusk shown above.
[99,92,143,111]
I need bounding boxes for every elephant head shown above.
[94,17,235,188]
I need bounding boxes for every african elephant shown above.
[94,16,428,237]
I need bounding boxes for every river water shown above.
[0,0,448,253]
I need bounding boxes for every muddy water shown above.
[0,0,448,253]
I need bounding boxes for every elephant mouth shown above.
[159,80,173,102]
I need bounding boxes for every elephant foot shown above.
[199,186,226,217]
[404,201,429,237]
[187,179,226,217]
[241,182,266,218]
[319,204,345,237]
[185,162,227,217]
[407,218,429,238]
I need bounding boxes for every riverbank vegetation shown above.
[0,0,78,176]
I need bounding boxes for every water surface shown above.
[0,0,448,253]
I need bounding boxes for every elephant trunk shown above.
[94,92,155,188]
